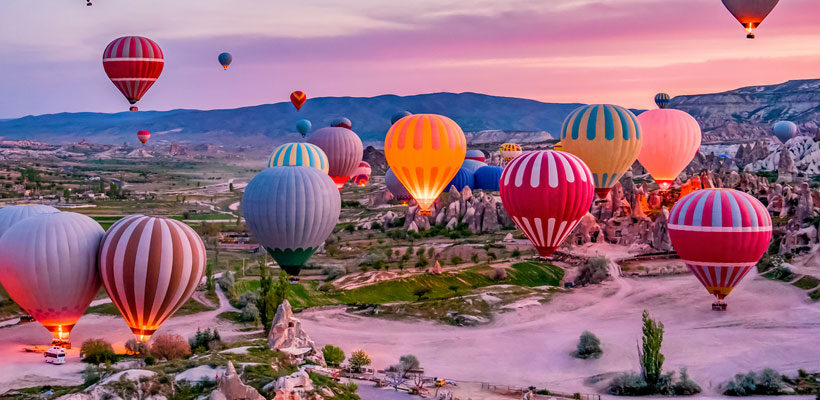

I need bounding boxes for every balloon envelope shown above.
[331,117,352,130]
[0,212,104,341]
[385,168,413,202]
[461,159,488,174]
[385,114,466,214]
[772,121,797,143]
[499,143,522,162]
[391,111,412,125]
[654,93,671,109]
[500,151,595,257]
[668,189,771,301]
[268,142,329,174]
[99,215,206,342]
[474,165,504,191]
[465,149,486,162]
[351,161,372,186]
[242,167,341,275]
[560,104,642,199]
[103,36,164,108]
[290,91,307,111]
[446,167,475,192]
[721,0,780,37]
[0,204,59,238]
[307,127,364,190]
[296,119,312,137]
[637,109,702,191]
[218,52,232,69]
[137,130,150,144]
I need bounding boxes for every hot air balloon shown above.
[268,142,329,174]
[296,119,312,138]
[637,109,702,191]
[103,36,164,111]
[668,189,772,310]
[0,205,59,238]
[446,167,475,192]
[500,151,595,258]
[218,52,232,70]
[290,91,307,111]
[465,149,486,163]
[461,159,488,174]
[772,121,797,143]
[385,114,466,215]
[0,212,104,346]
[351,161,372,186]
[331,117,352,130]
[391,111,412,125]
[654,93,671,109]
[99,215,206,342]
[137,130,150,145]
[307,127,363,190]
[553,142,564,151]
[721,0,780,38]
[243,166,340,276]
[385,168,413,204]
[474,165,504,191]
[560,104,642,199]
[499,143,522,163]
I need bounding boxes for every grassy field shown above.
[85,296,214,316]
[793,275,820,290]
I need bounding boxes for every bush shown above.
[450,255,463,265]
[125,338,149,356]
[217,271,235,291]
[609,372,649,396]
[322,345,345,367]
[188,328,221,353]
[240,303,260,323]
[572,331,602,359]
[576,257,610,285]
[725,369,784,396]
[80,338,117,364]
[413,287,431,301]
[236,292,258,309]
[150,334,191,360]
[511,249,521,257]
[673,368,702,395]
[491,267,507,281]
[144,356,156,366]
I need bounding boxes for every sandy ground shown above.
[302,245,820,397]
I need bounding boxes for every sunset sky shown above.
[1,0,818,118]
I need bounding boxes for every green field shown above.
[85,297,214,316]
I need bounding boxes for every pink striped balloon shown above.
[500,151,595,258]
[99,215,206,342]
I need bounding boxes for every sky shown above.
[1,0,819,118]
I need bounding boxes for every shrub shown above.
[349,350,372,372]
[673,368,702,395]
[240,303,260,323]
[217,271,235,291]
[491,267,507,281]
[322,345,345,367]
[725,368,784,396]
[80,338,117,364]
[609,372,649,396]
[236,292,258,309]
[471,253,480,264]
[318,283,334,292]
[144,356,156,366]
[125,338,149,356]
[151,334,191,360]
[413,287,431,301]
[511,249,521,257]
[572,331,602,359]
[450,255,463,265]
[576,257,610,285]
[188,328,221,353]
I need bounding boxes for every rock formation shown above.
[268,300,325,366]
[209,362,265,400]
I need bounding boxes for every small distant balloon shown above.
[654,93,671,109]
[137,130,150,144]
[218,52,232,70]
[391,111,412,125]
[290,91,307,111]
[296,119,312,137]
[331,117,352,130]
[772,121,797,143]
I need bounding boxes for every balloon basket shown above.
[51,339,71,349]
[420,210,432,216]
[711,302,727,311]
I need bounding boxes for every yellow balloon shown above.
[385,114,466,214]
[560,104,642,198]
[499,143,522,162]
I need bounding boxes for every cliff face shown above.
[671,79,820,142]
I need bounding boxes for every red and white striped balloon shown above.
[500,151,595,258]
[99,215,206,342]
[102,36,164,109]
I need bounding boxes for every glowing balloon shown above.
[0,212,104,343]
[307,127,364,190]
[465,149,486,162]
[391,111,412,125]
[218,52,232,70]
[385,168,413,203]
[331,117,352,130]
[137,130,150,144]
[668,189,772,306]
[99,215,206,342]
[474,165,503,191]
[0,205,59,238]
[446,167,474,192]
[721,0,780,38]
[772,121,797,143]
[560,104,642,199]
[500,151,595,258]
[385,114,466,214]
[655,93,671,109]
[499,143,522,163]
[637,109,702,191]
[290,91,307,111]
[296,119,312,137]
[243,166,340,276]
[351,161,372,186]
[103,36,164,111]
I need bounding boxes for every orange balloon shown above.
[385,114,466,215]
[636,109,701,191]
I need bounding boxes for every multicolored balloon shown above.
[560,104,642,199]
[0,205,59,238]
[385,168,413,204]
[290,91,307,111]
[772,121,797,143]
[102,36,164,111]
[351,161,372,186]
[331,117,352,130]
[391,111,412,125]
[243,166,340,276]
[0,212,104,343]
[268,142,329,174]
[218,52,232,70]
[499,143,522,163]
[654,93,671,109]
[137,130,150,144]
[385,114,466,215]
[446,167,474,192]
[668,189,772,305]
[99,215,206,342]
[637,109,702,191]
[474,165,504,191]
[721,0,780,38]
[465,149,486,163]
[307,127,364,190]
[500,151,595,258]
[553,142,563,151]
[296,119,312,137]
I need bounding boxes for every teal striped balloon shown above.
[267,143,329,174]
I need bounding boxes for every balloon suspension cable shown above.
[746,23,755,39]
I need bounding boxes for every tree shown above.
[349,350,372,372]
[258,269,290,334]
[80,338,116,364]
[322,345,345,367]
[470,253,480,264]
[125,338,148,356]
[577,257,610,286]
[450,255,463,266]
[448,285,459,297]
[229,182,234,192]
[413,287,431,301]
[640,310,665,386]
[573,331,603,359]
[399,354,421,378]
[205,261,215,294]
[150,334,191,360]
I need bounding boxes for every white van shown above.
[44,346,66,365]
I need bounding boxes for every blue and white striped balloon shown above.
[267,142,329,174]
